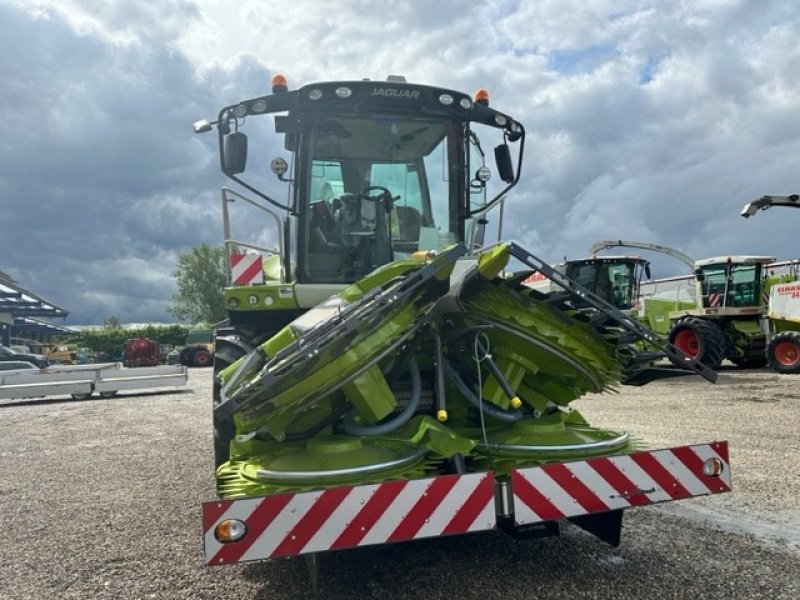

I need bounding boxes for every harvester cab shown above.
[195,74,522,338]
[589,240,773,369]
[740,193,800,373]
[563,255,651,311]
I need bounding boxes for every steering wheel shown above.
[361,186,398,211]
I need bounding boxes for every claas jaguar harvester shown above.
[194,74,731,586]
[741,194,800,373]
[589,240,774,370]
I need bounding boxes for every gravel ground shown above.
[1,367,798,599]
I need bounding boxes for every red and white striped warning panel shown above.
[511,442,730,526]
[203,472,495,565]
[521,271,547,286]
[230,253,264,286]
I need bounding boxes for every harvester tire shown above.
[767,331,800,374]
[668,317,725,370]
[212,330,271,469]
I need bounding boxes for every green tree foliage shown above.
[168,243,227,324]
[102,315,122,330]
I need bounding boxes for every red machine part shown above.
[123,338,161,368]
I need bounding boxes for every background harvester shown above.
[194,74,731,583]
[521,251,671,384]
[588,240,773,370]
[741,194,800,373]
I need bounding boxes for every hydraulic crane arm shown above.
[740,194,800,218]
[588,240,696,271]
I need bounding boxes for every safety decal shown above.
[203,472,496,565]
[511,442,731,525]
[230,254,264,286]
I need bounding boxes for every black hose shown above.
[443,362,524,423]
[342,356,421,435]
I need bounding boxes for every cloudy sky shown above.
[2,0,799,325]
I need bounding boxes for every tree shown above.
[102,315,121,330]
[168,243,228,324]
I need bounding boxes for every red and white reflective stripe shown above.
[708,292,721,307]
[521,271,547,285]
[203,472,495,565]
[230,254,264,286]
[511,442,730,526]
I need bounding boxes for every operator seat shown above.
[393,205,421,252]
[337,193,393,278]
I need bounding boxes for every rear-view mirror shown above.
[223,132,248,175]
[494,144,515,183]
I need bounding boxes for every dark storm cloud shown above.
[0,3,274,324]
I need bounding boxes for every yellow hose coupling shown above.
[436,409,448,422]
[510,396,522,409]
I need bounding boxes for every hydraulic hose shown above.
[342,356,421,436]
[474,339,522,409]
[443,361,524,423]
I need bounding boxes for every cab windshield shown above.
[565,261,638,309]
[299,115,460,283]
[698,264,761,308]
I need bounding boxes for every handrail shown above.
[221,187,286,283]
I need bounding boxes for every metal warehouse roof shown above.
[12,316,77,338]
[0,270,69,319]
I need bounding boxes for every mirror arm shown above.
[217,108,295,215]
[467,128,525,218]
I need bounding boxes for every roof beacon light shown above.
[271,73,288,94]
[474,88,490,106]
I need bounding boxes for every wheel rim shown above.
[195,350,211,366]
[773,340,800,367]
[673,329,701,358]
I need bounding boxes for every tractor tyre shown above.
[767,331,800,374]
[179,346,196,367]
[192,348,212,368]
[668,317,725,370]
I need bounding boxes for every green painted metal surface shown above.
[214,243,655,498]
